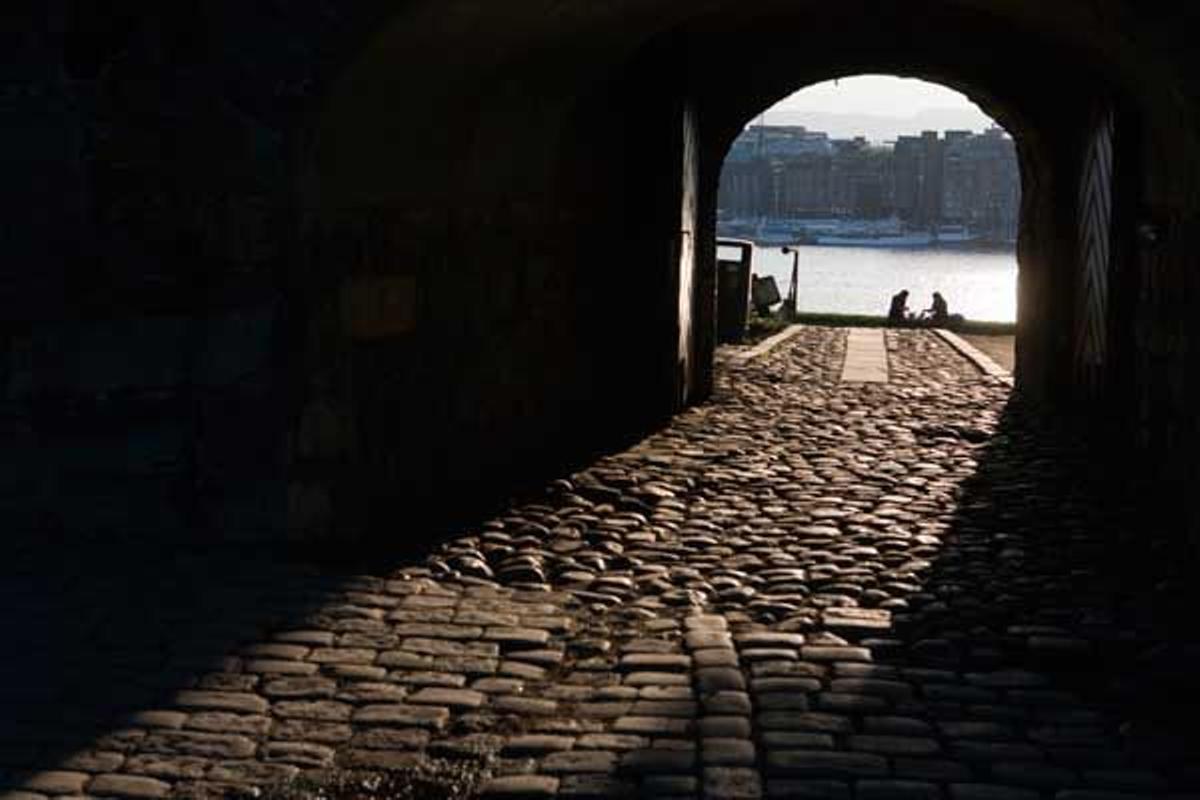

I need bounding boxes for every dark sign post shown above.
[781,246,800,321]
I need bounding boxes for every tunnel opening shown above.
[711,75,1023,383]
[0,4,1169,570]
[291,2,1152,544]
[7,3,1200,796]
[691,57,1056,403]
[21,0,1172,557]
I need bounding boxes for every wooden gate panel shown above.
[1074,107,1115,396]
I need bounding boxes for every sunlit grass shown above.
[742,311,1014,344]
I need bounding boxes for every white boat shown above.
[933,225,978,245]
[755,231,801,246]
[814,232,935,248]
[752,220,801,247]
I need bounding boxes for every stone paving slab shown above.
[1,326,1197,799]
[725,324,806,365]
[840,328,889,383]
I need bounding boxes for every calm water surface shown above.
[732,244,1018,323]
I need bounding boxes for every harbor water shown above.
[730,243,1018,323]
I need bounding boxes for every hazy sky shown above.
[760,75,999,142]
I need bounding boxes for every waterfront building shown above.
[719,123,1020,242]
[918,131,945,228]
[780,155,832,217]
[942,130,975,224]
[892,135,925,223]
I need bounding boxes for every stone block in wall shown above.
[34,318,190,396]
[341,277,418,340]
[202,478,289,542]
[0,410,45,501]
[19,303,299,536]
[61,420,187,476]
[50,476,186,538]
[196,302,280,387]
[296,397,355,461]
[4,335,35,400]
[198,379,284,480]
[194,304,288,536]
[195,376,289,538]
[287,481,333,540]
[1,62,86,324]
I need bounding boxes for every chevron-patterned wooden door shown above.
[1074,106,1115,397]
[1075,106,1118,393]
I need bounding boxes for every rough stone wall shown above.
[291,33,709,539]
[1,2,367,540]
[1117,83,1200,554]
[680,2,1120,408]
[0,5,836,544]
[7,0,1200,550]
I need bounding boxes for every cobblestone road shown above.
[3,327,1198,799]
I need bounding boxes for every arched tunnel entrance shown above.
[691,43,1105,404]
[5,2,1200,795]
[713,75,1023,357]
[298,1,1152,543]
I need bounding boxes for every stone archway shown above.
[700,69,1036,388]
[16,1,1200,544]
[287,0,1198,540]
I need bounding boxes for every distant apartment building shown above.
[892,135,925,222]
[720,159,773,219]
[721,125,833,218]
[726,124,834,162]
[918,130,945,227]
[828,137,891,218]
[780,155,831,216]
[941,130,976,223]
[969,127,1022,241]
[718,123,1020,241]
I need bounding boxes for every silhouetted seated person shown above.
[924,291,950,326]
[887,289,911,326]
[918,291,965,329]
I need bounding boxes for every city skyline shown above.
[720,125,1020,244]
[760,75,997,142]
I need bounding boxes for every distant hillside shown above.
[763,107,1000,142]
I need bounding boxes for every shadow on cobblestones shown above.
[878,395,1200,793]
[0,537,380,794]
[2,327,1199,798]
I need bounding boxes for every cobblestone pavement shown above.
[3,327,1199,799]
